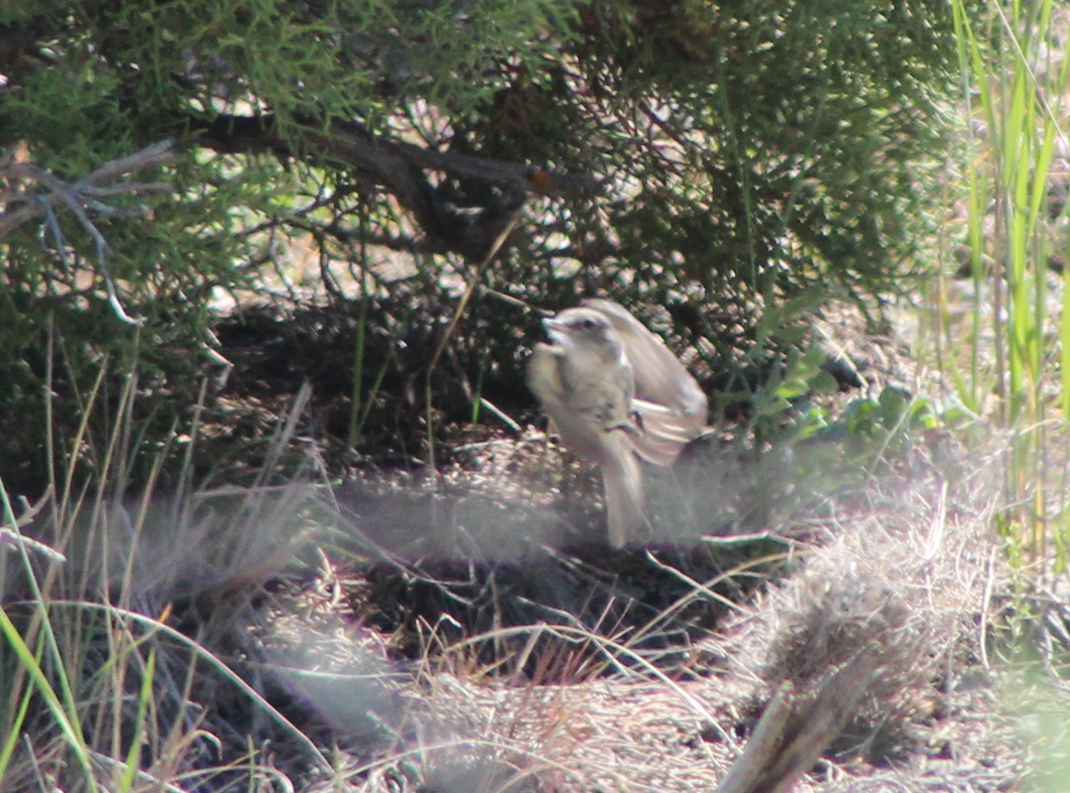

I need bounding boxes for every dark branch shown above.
[188,114,603,263]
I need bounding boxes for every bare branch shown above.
[0,139,176,325]
[0,138,175,239]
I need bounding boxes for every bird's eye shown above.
[581,318,596,329]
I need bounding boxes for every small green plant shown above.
[840,388,941,467]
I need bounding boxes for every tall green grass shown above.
[947,0,1070,581]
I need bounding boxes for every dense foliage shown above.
[0,0,959,491]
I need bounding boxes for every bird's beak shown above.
[542,316,569,345]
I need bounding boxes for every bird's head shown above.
[543,307,617,350]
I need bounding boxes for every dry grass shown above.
[2,282,1054,793]
[2,301,1048,793]
[166,422,1024,791]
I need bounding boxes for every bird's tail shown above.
[602,446,645,548]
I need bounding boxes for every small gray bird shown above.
[528,299,708,546]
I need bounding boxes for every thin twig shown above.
[424,200,527,466]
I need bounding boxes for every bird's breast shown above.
[527,343,634,463]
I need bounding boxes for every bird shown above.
[527,299,708,547]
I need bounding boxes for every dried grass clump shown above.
[718,559,933,793]
[710,433,1016,792]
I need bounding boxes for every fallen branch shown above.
[0,486,66,564]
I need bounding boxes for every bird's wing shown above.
[627,398,699,465]
[583,299,708,465]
